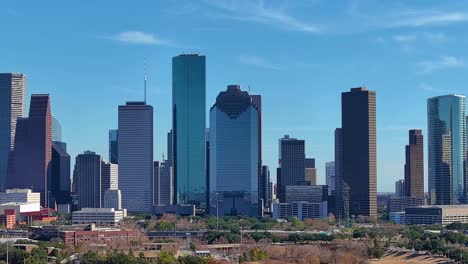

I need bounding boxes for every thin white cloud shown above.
[204,0,320,33]
[388,11,468,28]
[416,56,465,74]
[418,83,452,94]
[392,34,417,43]
[239,55,280,70]
[111,31,176,46]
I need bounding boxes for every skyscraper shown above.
[7,94,52,207]
[118,102,153,213]
[109,129,118,164]
[172,54,206,209]
[305,158,317,185]
[334,128,346,219]
[262,165,271,209]
[0,73,26,192]
[74,151,101,209]
[52,116,62,142]
[209,85,259,217]
[395,179,404,197]
[154,161,173,206]
[251,94,263,210]
[428,95,467,205]
[342,87,377,218]
[50,142,71,208]
[277,135,306,202]
[405,129,424,199]
[101,162,118,208]
[325,161,336,195]
[167,130,173,166]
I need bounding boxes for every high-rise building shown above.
[209,85,259,217]
[305,158,317,185]
[277,135,306,202]
[74,151,101,209]
[50,141,71,207]
[118,102,153,213]
[395,179,404,197]
[101,162,118,208]
[405,129,424,199]
[251,94,263,210]
[172,54,206,209]
[154,161,173,206]
[104,189,122,210]
[109,129,118,164]
[342,87,377,218]
[262,165,271,209]
[167,130,173,166]
[334,128,346,219]
[325,161,336,195]
[428,95,467,205]
[0,73,26,192]
[7,94,52,207]
[52,116,62,142]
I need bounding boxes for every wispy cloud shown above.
[110,31,176,46]
[418,83,452,94]
[416,56,465,74]
[389,11,468,27]
[392,34,417,43]
[204,0,320,33]
[392,32,448,44]
[239,55,280,70]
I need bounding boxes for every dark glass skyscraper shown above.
[109,129,118,164]
[277,135,306,202]
[118,102,153,213]
[334,128,347,219]
[342,87,377,218]
[427,95,466,205]
[405,129,424,199]
[8,94,52,207]
[167,130,173,166]
[172,54,206,209]
[50,141,71,207]
[209,85,259,217]
[251,95,263,209]
[74,151,101,209]
[154,161,173,206]
[0,73,26,192]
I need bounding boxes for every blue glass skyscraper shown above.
[209,85,259,217]
[428,95,467,205]
[172,54,206,209]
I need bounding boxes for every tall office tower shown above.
[172,54,206,209]
[205,128,210,212]
[395,180,405,197]
[50,142,71,208]
[404,129,424,199]
[101,162,118,208]
[325,161,336,195]
[0,73,26,192]
[51,116,62,142]
[251,95,263,210]
[74,151,101,209]
[334,128,346,219]
[342,87,377,218]
[167,130,173,166]
[118,102,153,213]
[277,135,306,202]
[428,95,467,205]
[104,189,122,210]
[305,158,317,185]
[8,94,52,207]
[154,161,174,206]
[109,129,118,164]
[262,165,271,209]
[209,85,259,217]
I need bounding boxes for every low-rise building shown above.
[72,208,125,225]
[273,201,327,221]
[0,202,41,219]
[153,204,195,216]
[285,185,328,203]
[0,189,40,204]
[0,209,16,229]
[389,211,405,224]
[388,197,424,213]
[405,205,468,225]
[59,225,137,246]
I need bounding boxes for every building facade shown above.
[74,151,101,209]
[7,94,52,207]
[427,95,467,205]
[118,102,153,213]
[334,128,347,219]
[325,161,335,195]
[388,196,424,213]
[109,129,118,164]
[405,129,424,199]
[277,135,306,202]
[0,189,40,204]
[50,142,71,208]
[0,73,26,192]
[104,189,122,210]
[285,185,328,204]
[72,208,124,226]
[405,205,468,225]
[101,162,118,208]
[342,87,377,218]
[172,54,206,209]
[273,201,327,221]
[154,161,174,206]
[395,180,405,197]
[209,85,259,217]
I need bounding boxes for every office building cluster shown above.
[1,54,467,224]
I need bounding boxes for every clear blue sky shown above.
[1,0,468,192]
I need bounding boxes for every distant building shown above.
[262,166,271,209]
[405,205,468,225]
[104,189,122,210]
[388,196,424,213]
[325,162,335,195]
[0,73,26,192]
[50,141,71,208]
[72,208,125,226]
[118,102,153,213]
[389,212,405,224]
[285,185,328,204]
[209,85,259,217]
[395,180,404,197]
[405,129,424,199]
[0,202,41,219]
[342,87,377,218]
[273,201,327,221]
[173,54,206,209]
[7,94,52,207]
[101,162,118,208]
[277,135,306,202]
[427,95,466,205]
[108,129,118,164]
[167,130,173,166]
[334,128,347,219]
[154,161,173,206]
[305,158,317,185]
[153,204,196,216]
[51,116,62,142]
[74,151,101,210]
[0,209,16,229]
[251,94,263,211]
[59,226,136,246]
[0,189,40,204]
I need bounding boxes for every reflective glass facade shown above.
[172,54,206,208]
[428,95,466,205]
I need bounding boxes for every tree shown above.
[156,251,177,264]
[370,238,386,259]
[249,248,269,261]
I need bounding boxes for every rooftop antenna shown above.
[162,152,165,162]
[248,85,251,94]
[144,59,147,104]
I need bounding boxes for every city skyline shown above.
[3,1,468,192]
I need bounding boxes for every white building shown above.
[0,189,40,204]
[72,208,125,226]
[0,202,41,218]
[273,201,327,221]
[405,205,468,225]
[104,189,122,210]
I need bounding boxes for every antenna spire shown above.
[144,59,147,104]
